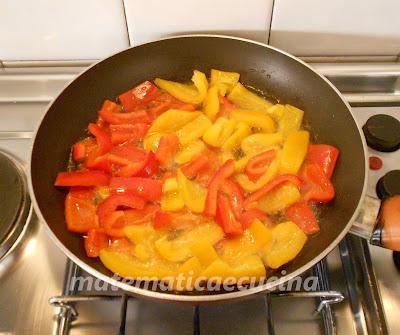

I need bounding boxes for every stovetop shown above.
[0,61,399,335]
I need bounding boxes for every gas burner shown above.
[362,114,400,152]
[0,150,31,260]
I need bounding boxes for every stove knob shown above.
[362,114,400,152]
[376,170,400,199]
[394,252,400,270]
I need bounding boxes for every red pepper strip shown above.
[172,103,196,111]
[218,96,238,118]
[285,201,320,235]
[153,210,173,230]
[204,160,236,217]
[301,163,335,203]
[84,228,110,257]
[245,149,276,180]
[220,179,244,218]
[306,144,339,179]
[88,123,113,155]
[110,177,163,201]
[73,143,86,161]
[216,193,243,235]
[112,143,147,161]
[100,100,122,113]
[239,208,268,229]
[243,174,303,209]
[116,152,159,178]
[155,133,180,165]
[110,123,149,145]
[181,155,210,179]
[55,171,110,187]
[118,81,160,111]
[99,108,152,125]
[103,211,126,237]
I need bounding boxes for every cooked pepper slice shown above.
[203,84,227,120]
[239,208,268,229]
[175,140,206,165]
[227,82,273,111]
[216,193,243,236]
[279,130,309,175]
[306,144,339,179]
[204,160,236,217]
[88,123,113,155]
[230,109,275,133]
[181,155,209,179]
[148,109,201,134]
[153,210,173,230]
[177,169,207,213]
[116,152,159,178]
[245,149,276,180]
[202,117,236,147]
[85,228,110,257]
[109,123,149,145]
[243,174,303,208]
[109,177,163,201]
[55,171,110,187]
[285,201,320,235]
[118,81,160,111]
[155,133,180,165]
[210,69,240,92]
[99,108,151,125]
[73,143,86,161]
[301,163,335,203]
[176,114,212,145]
[220,179,244,219]
[278,104,304,137]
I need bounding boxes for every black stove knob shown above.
[362,114,400,152]
[376,170,400,200]
[393,252,400,270]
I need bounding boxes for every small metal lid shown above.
[0,151,31,259]
[362,114,400,152]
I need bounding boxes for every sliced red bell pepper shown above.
[55,171,110,187]
[155,133,180,165]
[220,179,244,218]
[100,100,122,114]
[65,187,98,233]
[116,152,159,178]
[99,108,151,125]
[243,174,303,208]
[73,143,86,161]
[88,123,113,155]
[301,163,335,203]
[110,123,149,145]
[239,208,268,229]
[84,228,109,257]
[306,144,339,179]
[153,210,173,230]
[109,177,163,201]
[118,81,160,111]
[204,160,236,217]
[216,193,243,235]
[146,93,174,119]
[245,149,276,180]
[112,143,147,161]
[285,201,320,235]
[181,155,210,179]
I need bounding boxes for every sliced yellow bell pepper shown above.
[175,139,206,165]
[203,84,228,121]
[174,256,203,290]
[210,69,240,92]
[148,109,200,134]
[267,104,285,121]
[177,169,207,213]
[99,249,178,279]
[190,240,219,267]
[154,70,208,104]
[155,223,224,262]
[235,157,280,192]
[221,151,235,165]
[161,177,184,212]
[279,104,304,137]
[255,182,301,214]
[202,117,236,147]
[176,114,212,146]
[227,82,273,111]
[241,132,283,156]
[222,122,251,151]
[230,109,275,133]
[262,221,307,269]
[279,130,309,175]
[143,132,164,151]
[163,177,179,193]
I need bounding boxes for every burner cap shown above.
[362,114,400,152]
[376,170,400,200]
[0,151,30,259]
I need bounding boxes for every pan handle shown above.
[350,195,400,251]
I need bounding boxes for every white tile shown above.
[124,0,273,45]
[0,0,129,60]
[270,0,400,56]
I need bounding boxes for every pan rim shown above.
[28,34,368,302]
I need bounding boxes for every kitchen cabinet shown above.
[0,0,129,60]
[269,0,400,56]
[124,0,273,46]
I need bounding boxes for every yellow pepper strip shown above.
[279,130,309,175]
[210,69,240,92]
[241,132,283,156]
[201,255,266,282]
[279,104,304,137]
[202,117,236,147]
[176,114,212,146]
[99,249,178,279]
[155,223,224,262]
[203,84,228,121]
[177,169,207,213]
[143,132,164,151]
[267,104,285,121]
[154,70,208,104]
[227,82,273,111]
[175,139,206,165]
[173,256,203,291]
[221,151,235,165]
[148,109,200,134]
[230,109,275,133]
[221,219,272,261]
[161,177,184,212]
[235,157,280,192]
[222,122,251,151]
[261,221,307,269]
[163,177,179,193]
[123,225,161,261]
[190,240,219,267]
[255,182,301,214]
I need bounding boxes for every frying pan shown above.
[29,35,372,303]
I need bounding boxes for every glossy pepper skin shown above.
[118,81,160,111]
[306,144,339,179]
